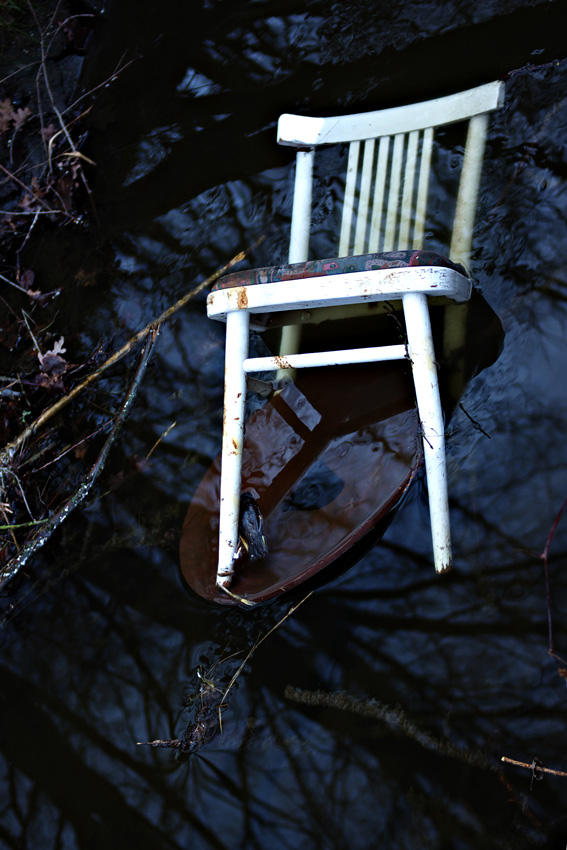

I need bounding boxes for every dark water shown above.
[2,1,567,847]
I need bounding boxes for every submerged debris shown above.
[236,492,268,562]
[137,680,222,754]
[137,593,312,756]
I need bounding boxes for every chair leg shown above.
[403,292,452,573]
[216,309,250,588]
[277,324,301,383]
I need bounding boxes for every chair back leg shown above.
[217,309,250,587]
[403,292,452,573]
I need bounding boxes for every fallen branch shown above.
[0,324,160,591]
[285,688,492,772]
[0,244,257,470]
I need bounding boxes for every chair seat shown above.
[213,250,466,291]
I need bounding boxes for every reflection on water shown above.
[2,0,567,847]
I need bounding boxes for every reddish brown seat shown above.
[213,250,466,290]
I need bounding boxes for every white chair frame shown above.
[207,80,505,593]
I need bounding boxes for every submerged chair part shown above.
[206,80,505,596]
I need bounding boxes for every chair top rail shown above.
[207,266,472,321]
[278,81,504,148]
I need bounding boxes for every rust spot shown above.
[232,438,238,451]
[236,288,248,309]
[274,354,292,370]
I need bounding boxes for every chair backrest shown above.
[277,81,505,269]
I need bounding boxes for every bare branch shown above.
[0,324,160,591]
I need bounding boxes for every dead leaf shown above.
[60,151,96,166]
[0,98,13,135]
[48,337,66,357]
[12,107,31,130]
[39,354,67,375]
[0,318,20,351]
[41,123,57,142]
[38,337,67,373]
[132,454,150,474]
[18,194,37,212]
[18,179,47,213]
[20,269,35,288]
[74,268,98,287]
[27,288,62,307]
[55,173,77,212]
[36,371,66,392]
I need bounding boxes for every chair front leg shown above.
[216,309,250,588]
[403,292,452,573]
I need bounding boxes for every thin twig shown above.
[0,273,27,293]
[540,494,567,661]
[31,419,113,472]
[17,210,41,268]
[20,309,42,354]
[63,55,138,116]
[218,592,313,727]
[145,421,177,460]
[1,467,36,520]
[458,403,491,439]
[501,756,567,779]
[0,505,18,548]
[0,162,59,216]
[0,519,48,531]
[27,0,96,217]
[0,61,41,87]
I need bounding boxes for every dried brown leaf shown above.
[41,123,57,142]
[12,107,31,130]
[38,354,67,375]
[36,371,66,392]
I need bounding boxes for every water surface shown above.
[1,1,567,847]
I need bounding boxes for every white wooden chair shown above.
[207,80,505,594]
